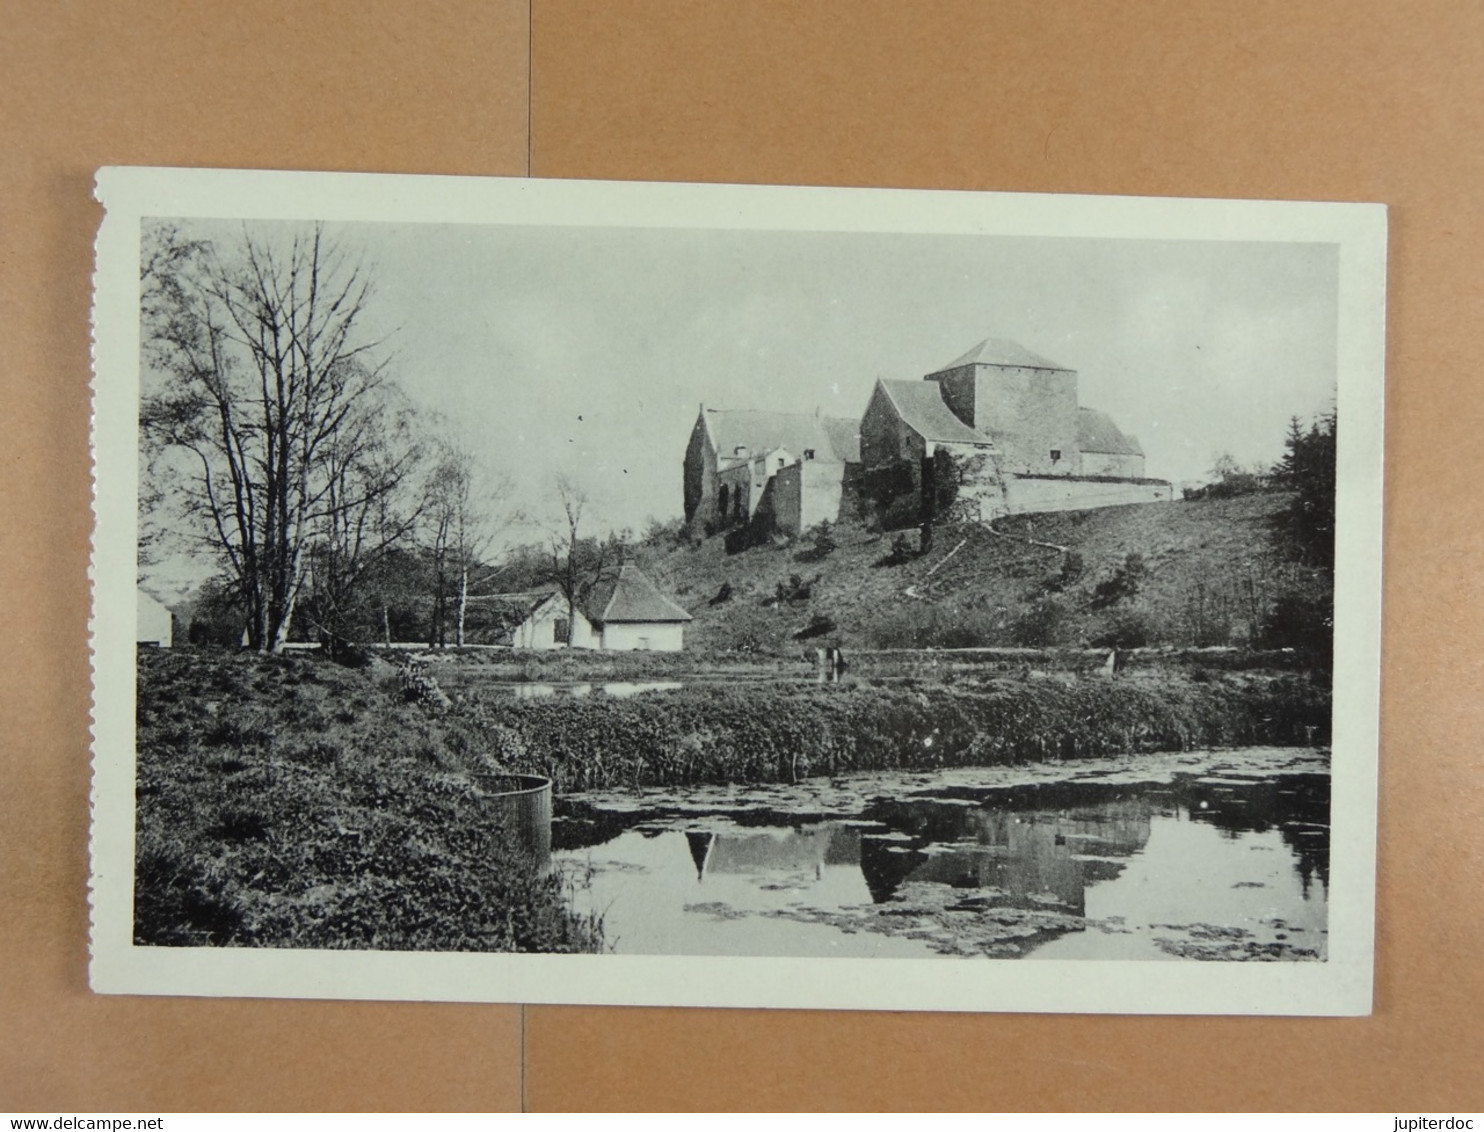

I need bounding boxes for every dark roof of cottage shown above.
[466,590,563,641]
[876,380,996,446]
[584,563,692,624]
[704,409,858,465]
[934,337,1071,373]
[1077,407,1144,456]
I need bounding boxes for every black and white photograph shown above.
[89,169,1384,1013]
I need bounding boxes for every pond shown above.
[552,747,1329,961]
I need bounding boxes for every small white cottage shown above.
[483,590,597,650]
[582,563,692,652]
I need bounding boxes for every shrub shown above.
[876,531,920,568]
[1039,551,1085,595]
[1090,553,1148,610]
[1256,591,1333,667]
[795,613,837,640]
[1009,598,1074,647]
[771,573,815,604]
[795,521,837,562]
[1089,609,1163,650]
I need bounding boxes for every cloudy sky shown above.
[168,218,1339,540]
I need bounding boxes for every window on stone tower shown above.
[804,448,816,460]
[1050,449,1062,463]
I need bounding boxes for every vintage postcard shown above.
[90,168,1385,1013]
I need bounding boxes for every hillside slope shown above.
[631,493,1326,653]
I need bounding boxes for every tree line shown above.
[140,222,619,655]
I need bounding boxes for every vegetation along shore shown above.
[135,646,1327,950]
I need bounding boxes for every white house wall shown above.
[512,599,597,650]
[599,622,685,652]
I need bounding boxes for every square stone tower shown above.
[925,338,1081,476]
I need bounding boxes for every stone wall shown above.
[929,444,1005,524]
[716,462,753,528]
[682,413,714,536]
[927,363,1080,476]
[1002,475,1174,516]
[768,459,848,537]
[861,382,928,470]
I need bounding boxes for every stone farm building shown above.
[685,336,1172,536]
[479,564,692,652]
[683,407,861,539]
[863,338,1173,522]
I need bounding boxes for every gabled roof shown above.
[468,590,566,641]
[875,380,996,446]
[820,416,862,464]
[584,563,692,625]
[704,409,858,465]
[1077,407,1144,456]
[934,337,1071,373]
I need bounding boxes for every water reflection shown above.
[553,769,1329,960]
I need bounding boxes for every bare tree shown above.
[422,439,514,647]
[543,475,610,646]
[140,221,413,652]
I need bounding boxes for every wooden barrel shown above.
[476,773,552,865]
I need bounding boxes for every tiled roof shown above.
[466,590,561,641]
[585,563,692,625]
[820,416,862,464]
[934,337,1070,373]
[876,380,996,446]
[705,409,859,466]
[1077,407,1144,456]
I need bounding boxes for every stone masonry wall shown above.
[976,365,1081,476]
[767,459,847,537]
[1003,475,1174,516]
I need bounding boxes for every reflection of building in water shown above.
[685,825,858,882]
[859,799,1152,909]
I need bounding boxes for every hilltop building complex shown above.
[684,337,1172,537]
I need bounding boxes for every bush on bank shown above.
[469,673,1329,792]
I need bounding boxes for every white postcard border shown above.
[90,168,1386,1014]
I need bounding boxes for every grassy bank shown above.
[469,670,1330,792]
[134,649,601,952]
[135,648,1328,947]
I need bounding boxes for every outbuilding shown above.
[583,563,692,651]
[479,590,597,650]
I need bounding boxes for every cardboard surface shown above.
[0,2,530,1113]
[3,0,1482,1112]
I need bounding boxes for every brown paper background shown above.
[4,0,1482,1112]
